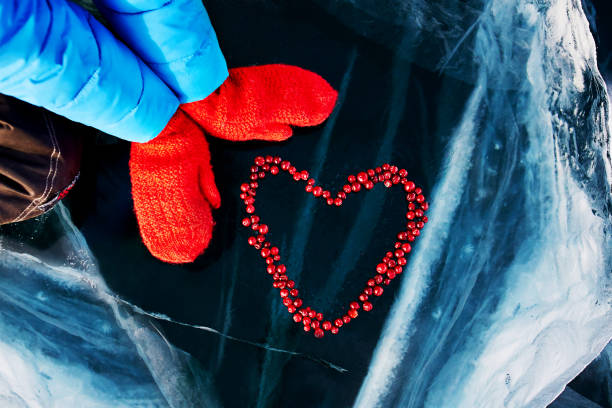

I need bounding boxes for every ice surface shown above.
[0,0,610,406]
[0,204,220,408]
[341,0,612,407]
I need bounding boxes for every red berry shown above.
[348,309,358,319]
[322,321,332,331]
[362,301,373,311]
[293,314,302,323]
[404,181,415,192]
[373,286,384,296]
[331,327,339,334]
[314,328,324,338]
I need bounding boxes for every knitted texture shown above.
[130,110,219,263]
[131,64,337,263]
[182,64,338,141]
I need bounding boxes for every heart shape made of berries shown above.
[240,156,429,339]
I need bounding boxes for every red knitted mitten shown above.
[131,64,337,264]
[130,110,219,263]
[182,64,338,141]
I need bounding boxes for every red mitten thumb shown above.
[130,110,219,263]
[182,64,338,142]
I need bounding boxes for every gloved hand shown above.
[129,110,220,263]
[181,64,338,141]
[130,64,337,263]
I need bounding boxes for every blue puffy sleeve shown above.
[0,0,179,143]
[95,0,229,104]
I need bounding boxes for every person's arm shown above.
[0,0,179,142]
[94,0,229,103]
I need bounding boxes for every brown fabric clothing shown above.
[0,94,84,224]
